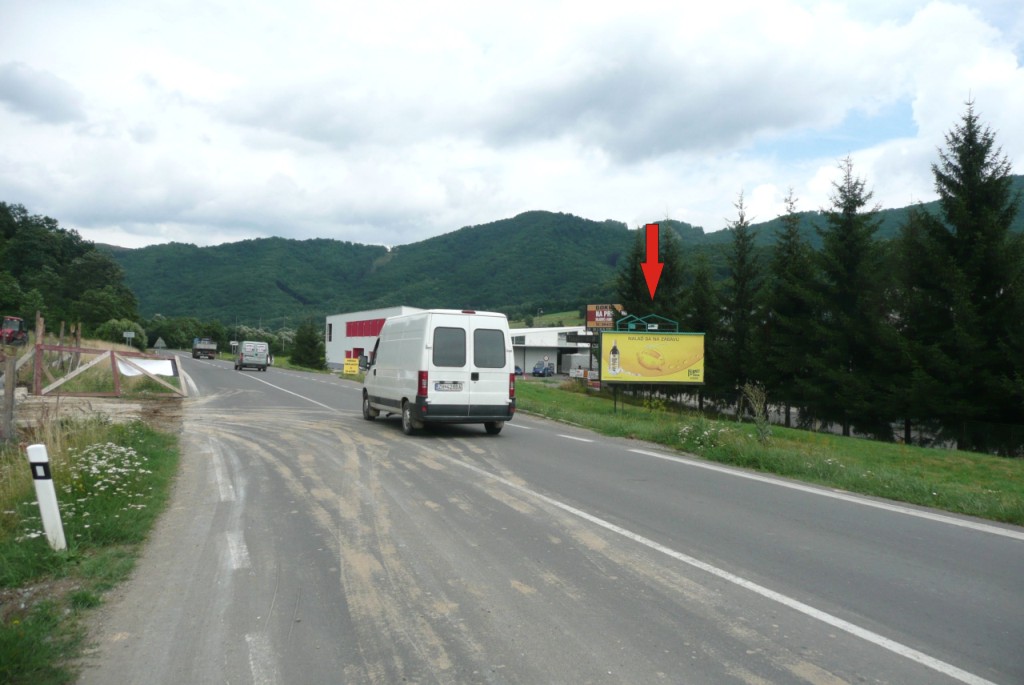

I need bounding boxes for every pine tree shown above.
[805,158,888,437]
[763,190,817,427]
[899,102,1024,451]
[291,318,326,369]
[719,192,763,408]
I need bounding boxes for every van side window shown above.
[368,338,379,366]
[432,327,466,367]
[474,329,506,368]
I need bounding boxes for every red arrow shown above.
[641,223,663,299]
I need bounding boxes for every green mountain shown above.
[103,176,1024,329]
[106,212,640,328]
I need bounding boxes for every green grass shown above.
[509,309,584,328]
[516,380,1024,526]
[0,600,83,685]
[0,420,179,684]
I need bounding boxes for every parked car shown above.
[515,365,524,376]
[532,361,554,377]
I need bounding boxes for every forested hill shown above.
[105,176,1024,328]
[106,211,642,327]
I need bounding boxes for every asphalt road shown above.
[77,356,1024,684]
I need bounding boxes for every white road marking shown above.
[241,373,338,411]
[446,455,1001,685]
[245,632,280,685]
[212,449,236,502]
[178,364,198,396]
[226,531,251,570]
[629,448,1024,542]
[558,434,594,443]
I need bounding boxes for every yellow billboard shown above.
[601,331,704,384]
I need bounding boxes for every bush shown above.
[92,319,146,351]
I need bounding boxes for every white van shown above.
[361,309,516,435]
[235,340,269,372]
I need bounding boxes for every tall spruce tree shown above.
[898,103,1024,452]
[805,158,888,437]
[764,190,817,427]
[889,205,950,444]
[719,192,763,407]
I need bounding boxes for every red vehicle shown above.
[1,316,28,346]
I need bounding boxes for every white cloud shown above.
[0,0,1021,248]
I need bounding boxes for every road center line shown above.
[558,434,593,443]
[445,455,1000,685]
[241,373,338,411]
[629,448,1024,542]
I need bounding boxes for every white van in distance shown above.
[361,309,516,435]
[235,340,269,372]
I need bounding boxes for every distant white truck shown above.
[191,337,218,359]
[361,309,516,435]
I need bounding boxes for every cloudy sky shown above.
[1,1,1022,249]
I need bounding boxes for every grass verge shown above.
[0,419,179,684]
[516,380,1024,526]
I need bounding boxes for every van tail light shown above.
[418,371,429,397]
[509,373,516,399]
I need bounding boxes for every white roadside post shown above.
[26,444,67,551]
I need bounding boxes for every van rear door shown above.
[428,317,472,415]
[467,316,512,416]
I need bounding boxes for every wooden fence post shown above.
[2,353,15,440]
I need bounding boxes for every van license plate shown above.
[434,381,463,392]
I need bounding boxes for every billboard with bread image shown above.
[601,331,704,384]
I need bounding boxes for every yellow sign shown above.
[343,358,360,375]
[601,331,704,384]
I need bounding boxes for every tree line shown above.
[616,104,1023,455]
[0,203,139,339]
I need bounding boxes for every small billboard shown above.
[601,331,704,384]
[586,304,622,329]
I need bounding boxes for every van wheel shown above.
[401,401,420,435]
[484,421,504,435]
[362,393,378,420]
